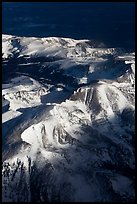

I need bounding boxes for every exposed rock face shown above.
[2,96,10,113]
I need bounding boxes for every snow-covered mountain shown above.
[2,34,135,202]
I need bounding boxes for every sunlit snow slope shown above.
[2,35,135,202]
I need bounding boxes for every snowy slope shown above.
[2,34,119,86]
[2,34,114,59]
[2,35,135,202]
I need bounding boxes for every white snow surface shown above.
[2,76,48,111]
[2,35,135,202]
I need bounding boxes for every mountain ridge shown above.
[2,34,135,202]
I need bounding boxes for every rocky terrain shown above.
[2,34,135,202]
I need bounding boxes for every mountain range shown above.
[2,34,135,202]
